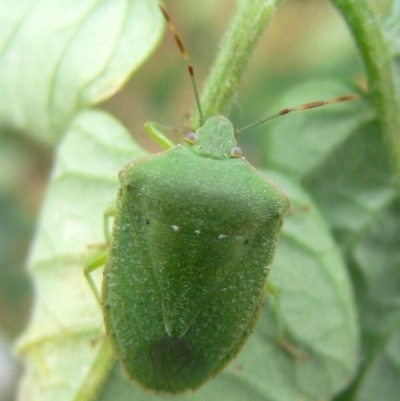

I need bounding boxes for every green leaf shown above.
[261,34,399,401]
[305,120,396,251]
[266,172,359,400]
[15,110,147,401]
[302,94,399,400]
[350,198,400,401]
[354,324,400,401]
[264,79,399,401]
[0,0,164,144]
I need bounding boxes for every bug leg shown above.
[144,121,176,149]
[103,206,116,243]
[84,251,108,306]
[84,206,115,306]
[266,281,309,361]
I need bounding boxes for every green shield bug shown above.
[85,4,358,394]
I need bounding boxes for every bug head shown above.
[184,116,241,160]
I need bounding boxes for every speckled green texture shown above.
[102,116,289,393]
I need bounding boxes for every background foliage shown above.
[0,0,398,400]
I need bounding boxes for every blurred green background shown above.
[0,0,390,400]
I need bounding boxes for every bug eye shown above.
[184,132,198,144]
[231,146,243,158]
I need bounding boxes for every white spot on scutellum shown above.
[171,225,180,232]
[218,234,227,239]
[194,230,201,235]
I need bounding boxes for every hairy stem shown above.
[331,0,400,192]
[193,0,284,126]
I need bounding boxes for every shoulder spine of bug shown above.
[86,3,358,395]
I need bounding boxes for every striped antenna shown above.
[236,94,358,136]
[159,5,205,126]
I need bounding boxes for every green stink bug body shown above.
[103,116,289,393]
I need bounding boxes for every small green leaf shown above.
[0,0,163,143]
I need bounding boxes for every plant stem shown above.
[331,0,400,192]
[193,0,284,125]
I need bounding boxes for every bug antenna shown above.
[235,94,358,136]
[159,4,205,126]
